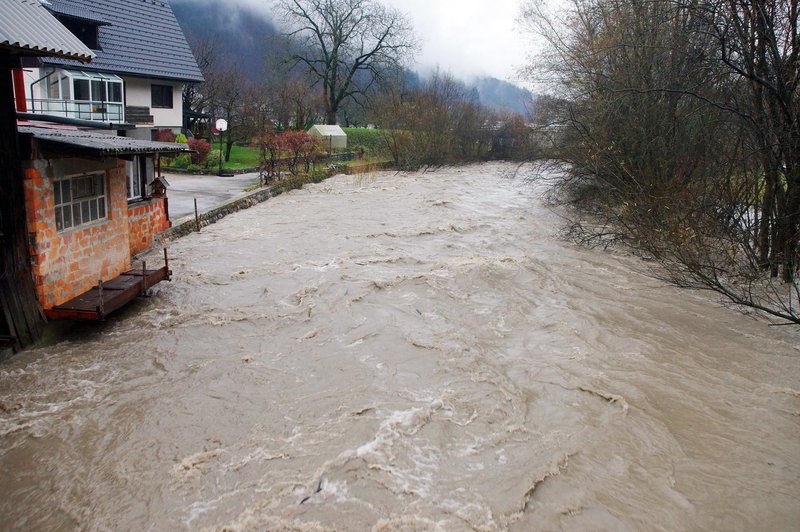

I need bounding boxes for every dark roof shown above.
[43,0,203,83]
[19,125,189,154]
[44,0,111,25]
[0,0,95,61]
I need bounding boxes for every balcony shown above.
[28,69,126,124]
[27,98,125,123]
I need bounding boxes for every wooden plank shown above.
[44,265,171,321]
[102,275,141,290]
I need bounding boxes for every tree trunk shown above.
[759,163,777,269]
[224,130,233,163]
[325,110,337,125]
[0,57,45,353]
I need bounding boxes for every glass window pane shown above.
[54,173,107,232]
[108,82,122,103]
[91,80,105,102]
[60,76,71,100]
[74,79,90,101]
[62,180,71,203]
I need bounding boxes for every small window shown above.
[126,157,147,200]
[54,173,107,231]
[151,84,173,108]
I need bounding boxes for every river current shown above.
[1,163,798,530]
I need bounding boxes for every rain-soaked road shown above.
[1,163,798,530]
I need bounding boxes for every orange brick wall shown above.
[23,160,132,309]
[128,197,169,256]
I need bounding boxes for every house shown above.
[19,0,204,140]
[1,0,203,351]
[308,124,347,151]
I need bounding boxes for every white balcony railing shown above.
[27,98,125,123]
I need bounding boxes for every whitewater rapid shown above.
[1,163,797,530]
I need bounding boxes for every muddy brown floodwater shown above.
[1,163,798,531]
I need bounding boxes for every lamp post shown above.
[215,118,228,176]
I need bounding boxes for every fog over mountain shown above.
[171,0,533,116]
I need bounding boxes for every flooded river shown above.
[1,163,798,530]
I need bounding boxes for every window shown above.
[108,82,122,103]
[54,173,107,231]
[151,84,173,108]
[74,78,90,101]
[126,156,155,201]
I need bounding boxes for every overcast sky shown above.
[233,0,533,82]
[380,0,531,82]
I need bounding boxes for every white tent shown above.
[308,125,347,151]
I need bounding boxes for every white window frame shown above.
[126,156,155,201]
[42,69,124,122]
[54,172,108,232]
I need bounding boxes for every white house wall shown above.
[124,77,182,132]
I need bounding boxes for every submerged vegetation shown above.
[523,0,800,324]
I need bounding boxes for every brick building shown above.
[18,126,183,311]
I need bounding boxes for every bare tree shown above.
[521,0,800,324]
[205,63,248,161]
[275,0,417,124]
[183,35,218,135]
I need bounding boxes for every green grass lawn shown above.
[212,141,261,170]
[174,131,391,172]
[342,127,391,158]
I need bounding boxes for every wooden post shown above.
[194,198,200,231]
[97,279,104,319]
[0,56,45,352]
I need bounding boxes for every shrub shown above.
[173,153,191,168]
[175,133,188,144]
[154,129,177,143]
[187,138,212,164]
[207,148,221,168]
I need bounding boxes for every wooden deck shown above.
[44,264,171,321]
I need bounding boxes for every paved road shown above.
[163,171,261,220]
